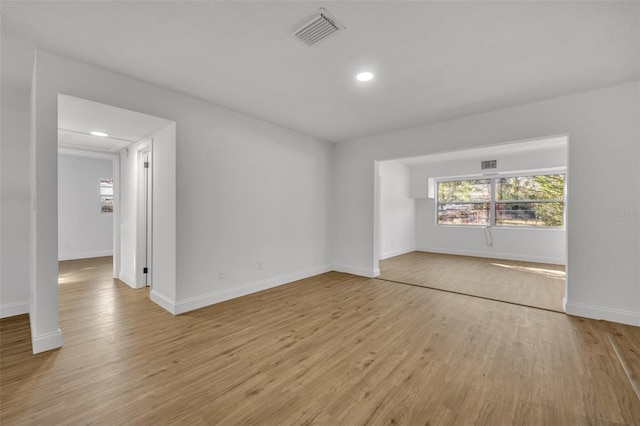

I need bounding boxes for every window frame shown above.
[435,171,566,230]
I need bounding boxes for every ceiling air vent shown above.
[292,8,345,46]
[481,160,497,170]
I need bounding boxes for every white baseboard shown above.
[565,301,640,327]
[118,272,136,289]
[58,250,113,261]
[380,247,415,261]
[332,263,378,278]
[31,327,63,354]
[150,290,177,315]
[0,301,29,318]
[415,246,565,265]
[157,264,333,315]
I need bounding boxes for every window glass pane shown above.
[101,197,113,213]
[438,179,491,203]
[100,178,113,213]
[495,202,563,227]
[496,174,564,201]
[438,203,490,225]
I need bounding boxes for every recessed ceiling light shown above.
[356,72,374,82]
[90,131,109,137]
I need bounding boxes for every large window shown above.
[437,174,564,228]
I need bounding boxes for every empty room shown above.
[1,1,639,425]
[377,136,568,312]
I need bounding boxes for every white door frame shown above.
[135,142,152,289]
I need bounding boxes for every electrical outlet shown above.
[257,261,263,271]
[218,269,225,279]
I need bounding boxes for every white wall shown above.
[58,153,113,260]
[1,89,31,318]
[333,81,639,326]
[118,138,148,288]
[149,124,177,305]
[117,124,176,299]
[412,145,567,264]
[379,161,415,260]
[25,49,333,351]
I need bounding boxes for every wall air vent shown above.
[481,160,497,170]
[292,8,345,46]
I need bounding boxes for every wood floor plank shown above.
[1,256,639,425]
[379,251,565,312]
[604,321,640,400]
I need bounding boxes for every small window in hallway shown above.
[100,178,113,213]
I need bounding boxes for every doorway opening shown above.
[57,94,173,295]
[374,135,569,312]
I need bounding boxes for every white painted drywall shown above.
[412,145,567,264]
[334,81,639,326]
[117,124,176,299]
[118,139,148,289]
[379,161,415,260]
[58,153,113,260]
[415,203,566,264]
[149,124,176,303]
[1,89,31,318]
[30,50,64,353]
[409,146,567,198]
[26,49,333,351]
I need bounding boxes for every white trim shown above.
[150,289,177,315]
[415,246,565,265]
[118,272,137,289]
[0,301,30,318]
[380,247,416,261]
[153,264,333,315]
[58,250,113,261]
[332,263,379,278]
[58,147,119,160]
[112,155,121,281]
[565,301,640,327]
[31,328,63,354]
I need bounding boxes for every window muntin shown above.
[437,174,564,228]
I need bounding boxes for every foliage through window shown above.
[437,179,491,226]
[437,174,564,227]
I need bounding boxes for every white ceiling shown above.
[58,95,172,154]
[2,1,638,143]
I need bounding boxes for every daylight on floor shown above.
[2,1,639,424]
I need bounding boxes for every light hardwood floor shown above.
[380,251,565,312]
[1,256,639,425]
